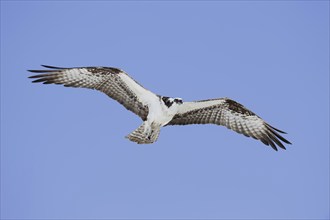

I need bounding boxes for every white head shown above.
[162,96,183,108]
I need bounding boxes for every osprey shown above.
[28,65,291,151]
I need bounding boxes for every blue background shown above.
[1,1,329,219]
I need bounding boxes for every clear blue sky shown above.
[1,1,329,219]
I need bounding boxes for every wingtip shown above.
[266,123,287,134]
[28,69,45,73]
[269,144,278,151]
[27,65,65,73]
[41,65,65,69]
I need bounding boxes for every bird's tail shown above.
[126,121,161,144]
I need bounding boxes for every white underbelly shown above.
[147,103,176,126]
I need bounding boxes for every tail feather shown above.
[126,122,161,144]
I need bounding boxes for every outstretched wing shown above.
[28,65,156,121]
[167,98,291,151]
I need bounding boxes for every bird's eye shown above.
[175,99,182,104]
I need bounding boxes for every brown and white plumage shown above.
[167,98,291,151]
[29,65,150,120]
[28,65,291,150]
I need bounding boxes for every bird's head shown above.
[174,97,183,104]
[162,96,183,108]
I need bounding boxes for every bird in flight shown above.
[28,65,291,151]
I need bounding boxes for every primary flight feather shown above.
[28,65,291,151]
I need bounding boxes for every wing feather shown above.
[167,98,291,151]
[28,65,155,120]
